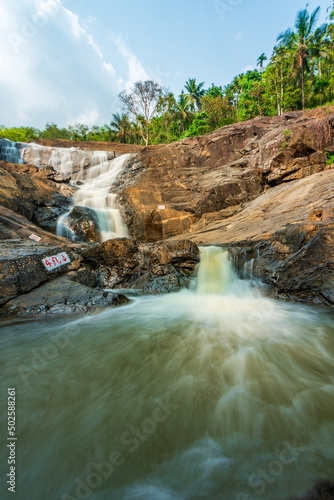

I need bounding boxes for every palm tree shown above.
[277,6,326,110]
[175,91,193,135]
[109,113,132,143]
[257,53,267,71]
[184,78,205,110]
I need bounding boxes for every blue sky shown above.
[0,0,331,128]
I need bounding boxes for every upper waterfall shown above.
[0,139,132,241]
[72,153,131,241]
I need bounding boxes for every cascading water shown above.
[0,138,26,164]
[0,139,131,241]
[70,153,131,240]
[0,246,333,500]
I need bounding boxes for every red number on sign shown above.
[45,259,52,267]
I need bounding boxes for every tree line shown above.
[1,5,334,146]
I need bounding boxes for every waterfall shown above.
[0,139,131,241]
[56,212,78,241]
[0,138,27,164]
[22,142,92,176]
[70,153,131,241]
[196,247,234,294]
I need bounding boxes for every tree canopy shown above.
[2,5,334,146]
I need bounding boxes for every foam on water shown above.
[0,248,333,499]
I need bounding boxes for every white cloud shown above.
[62,6,85,38]
[69,108,100,127]
[112,34,150,90]
[0,0,148,128]
[243,65,256,72]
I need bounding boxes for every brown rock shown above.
[81,238,200,293]
[66,206,102,243]
[115,107,334,242]
[0,161,74,231]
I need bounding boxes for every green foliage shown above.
[325,150,334,165]
[183,112,210,137]
[205,84,224,98]
[2,5,334,145]
[0,126,39,142]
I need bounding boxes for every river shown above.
[0,247,333,499]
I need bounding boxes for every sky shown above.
[0,0,332,128]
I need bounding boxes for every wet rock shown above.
[230,221,334,308]
[33,193,73,233]
[66,206,102,243]
[1,276,129,316]
[0,244,78,306]
[81,238,200,293]
[67,267,97,288]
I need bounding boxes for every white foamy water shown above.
[0,138,26,164]
[72,153,130,240]
[1,140,131,241]
[0,247,333,499]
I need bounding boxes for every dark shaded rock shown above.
[1,276,129,316]
[33,193,73,233]
[67,267,97,288]
[0,244,78,306]
[81,238,200,294]
[290,479,334,500]
[274,226,334,295]
[230,221,334,308]
[66,206,102,242]
[0,204,88,248]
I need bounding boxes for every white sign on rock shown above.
[42,252,71,271]
[158,205,166,210]
[29,234,41,242]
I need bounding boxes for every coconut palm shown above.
[184,78,205,110]
[109,113,132,143]
[277,6,327,110]
[257,53,267,71]
[175,91,193,134]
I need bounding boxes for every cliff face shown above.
[116,107,334,242]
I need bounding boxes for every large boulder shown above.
[114,107,334,242]
[0,243,80,306]
[81,238,200,293]
[65,206,102,243]
[229,219,334,308]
